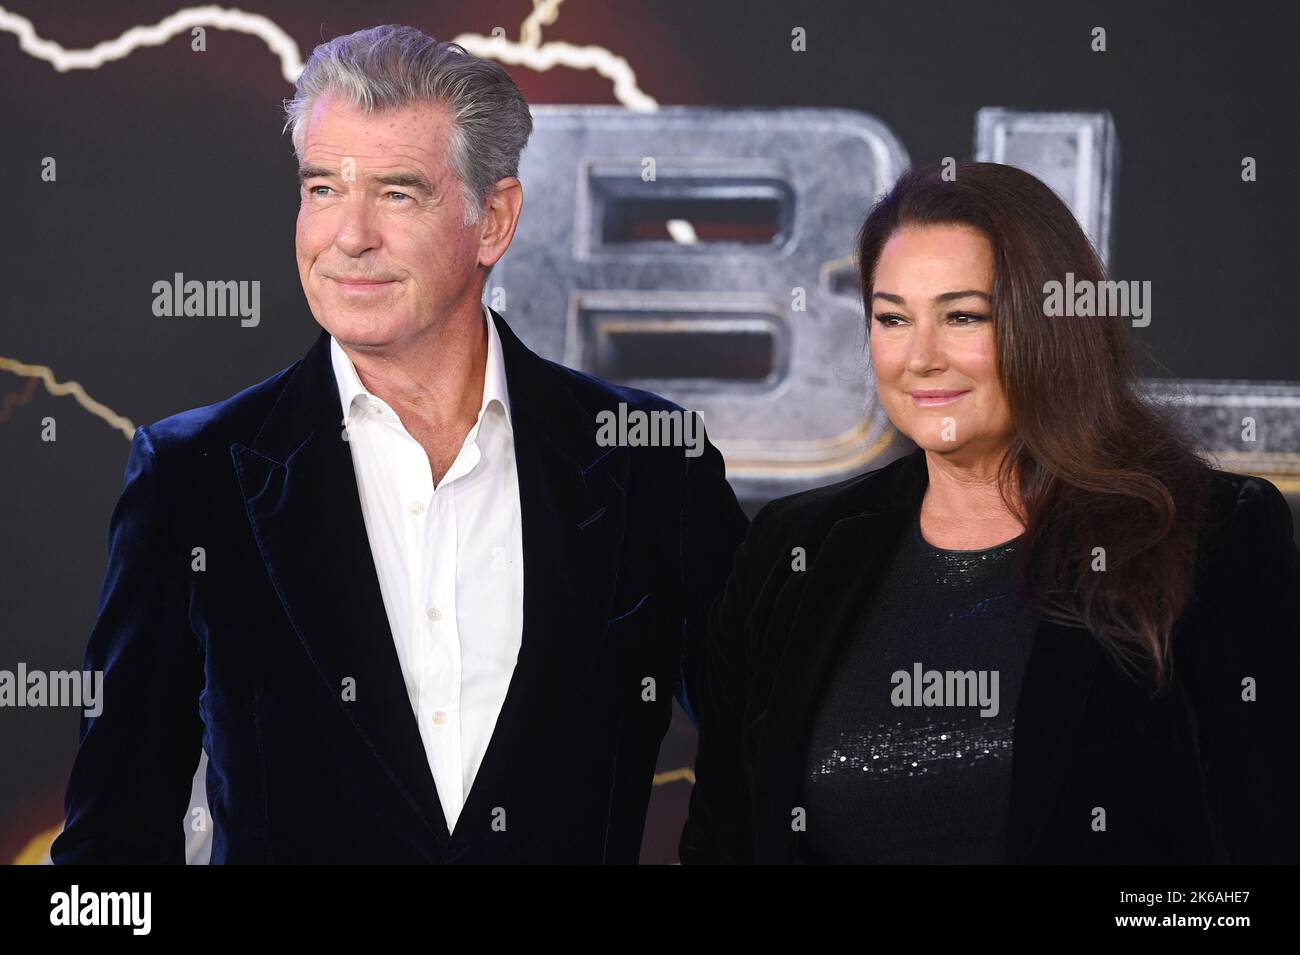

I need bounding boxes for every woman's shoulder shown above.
[716,450,927,647]
[1197,465,1294,552]
[1202,465,1288,507]
[748,447,926,545]
[1188,466,1298,624]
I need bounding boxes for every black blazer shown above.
[52,310,747,864]
[680,446,1300,864]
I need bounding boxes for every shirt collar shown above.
[329,302,513,433]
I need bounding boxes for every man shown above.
[52,24,746,864]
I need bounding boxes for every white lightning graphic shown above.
[0,1,658,109]
[0,4,305,82]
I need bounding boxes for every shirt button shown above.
[409,501,424,515]
[432,711,448,726]
[426,607,441,621]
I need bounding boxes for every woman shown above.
[679,161,1300,864]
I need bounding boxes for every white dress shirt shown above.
[330,304,524,833]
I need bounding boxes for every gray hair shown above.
[283,25,533,226]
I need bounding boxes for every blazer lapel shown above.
[452,311,628,843]
[752,448,926,862]
[231,329,451,846]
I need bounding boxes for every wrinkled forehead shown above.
[301,91,454,172]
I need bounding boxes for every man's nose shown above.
[333,194,381,256]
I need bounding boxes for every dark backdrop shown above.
[2,0,1296,863]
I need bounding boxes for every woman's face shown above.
[868,224,1013,462]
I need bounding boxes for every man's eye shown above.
[307,185,333,197]
[385,191,410,202]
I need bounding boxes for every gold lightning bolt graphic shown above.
[0,356,136,439]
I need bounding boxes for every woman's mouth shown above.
[909,389,969,407]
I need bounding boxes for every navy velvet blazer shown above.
[52,310,747,864]
[681,446,1300,864]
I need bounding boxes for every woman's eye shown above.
[873,313,906,326]
[949,312,989,325]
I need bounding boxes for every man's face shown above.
[295,92,484,351]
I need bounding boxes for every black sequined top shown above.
[799,509,1039,864]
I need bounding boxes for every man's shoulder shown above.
[537,355,686,418]
[534,357,709,476]
[142,353,304,454]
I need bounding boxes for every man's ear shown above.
[478,177,523,268]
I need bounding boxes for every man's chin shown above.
[314,313,405,350]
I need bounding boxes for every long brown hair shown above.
[857,160,1208,692]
